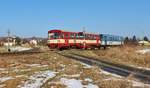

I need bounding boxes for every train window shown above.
[89,35,92,40]
[117,37,119,41]
[70,34,75,39]
[119,37,123,41]
[109,37,113,41]
[85,34,88,39]
[114,37,116,41]
[89,35,91,39]
[94,36,96,39]
[91,35,94,40]
[78,32,83,36]
[48,33,60,39]
[88,35,90,39]
[78,33,84,39]
[87,35,89,39]
[60,33,64,38]
[114,36,116,41]
[65,34,69,38]
[48,33,54,39]
[113,37,115,41]
[115,37,117,41]
[54,33,60,39]
[75,34,79,39]
[116,36,119,41]
[104,36,107,41]
[100,34,103,40]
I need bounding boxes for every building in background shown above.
[0,36,16,47]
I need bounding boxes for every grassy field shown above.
[93,46,150,68]
[68,46,150,68]
[0,47,7,53]
[0,46,149,88]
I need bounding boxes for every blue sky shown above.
[0,0,150,38]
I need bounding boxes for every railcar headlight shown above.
[58,40,60,43]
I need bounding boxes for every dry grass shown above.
[0,46,146,88]
[80,66,102,81]
[44,83,66,88]
[100,79,132,88]
[0,47,7,53]
[69,46,150,68]
[99,73,136,88]
[93,46,150,68]
[0,50,68,88]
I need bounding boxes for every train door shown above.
[73,33,76,46]
[96,35,99,46]
[104,36,107,46]
[65,33,69,47]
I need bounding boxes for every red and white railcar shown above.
[47,29,101,50]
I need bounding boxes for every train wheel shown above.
[104,46,106,50]
[58,47,63,51]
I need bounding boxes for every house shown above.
[0,36,16,47]
[29,39,38,46]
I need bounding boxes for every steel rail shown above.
[0,48,43,56]
[57,52,150,84]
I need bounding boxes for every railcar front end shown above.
[47,29,101,50]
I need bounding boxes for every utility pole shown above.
[83,27,86,49]
[7,29,11,52]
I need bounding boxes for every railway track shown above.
[0,48,43,56]
[57,52,150,84]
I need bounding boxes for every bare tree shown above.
[143,36,149,41]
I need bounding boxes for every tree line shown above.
[124,36,149,45]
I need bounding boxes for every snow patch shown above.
[103,77,150,87]
[101,70,122,78]
[136,66,150,71]
[85,83,99,88]
[0,77,14,83]
[0,84,6,88]
[25,64,48,68]
[61,78,83,88]
[84,78,93,82]
[104,77,120,81]
[130,80,150,87]
[129,65,150,72]
[19,70,56,88]
[60,78,99,88]
[60,64,66,68]
[15,75,27,78]
[62,74,80,78]
[26,64,41,67]
[136,49,150,54]
[81,61,122,77]
[0,68,5,71]
[80,62,92,68]
[10,47,32,52]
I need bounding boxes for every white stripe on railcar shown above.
[47,39,65,43]
[101,41,123,45]
[48,39,101,44]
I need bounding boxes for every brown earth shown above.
[0,46,144,88]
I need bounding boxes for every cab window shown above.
[48,32,60,39]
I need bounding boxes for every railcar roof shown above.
[48,29,99,35]
[48,29,78,33]
[100,34,123,38]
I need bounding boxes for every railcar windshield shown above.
[77,32,84,39]
[48,32,60,39]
